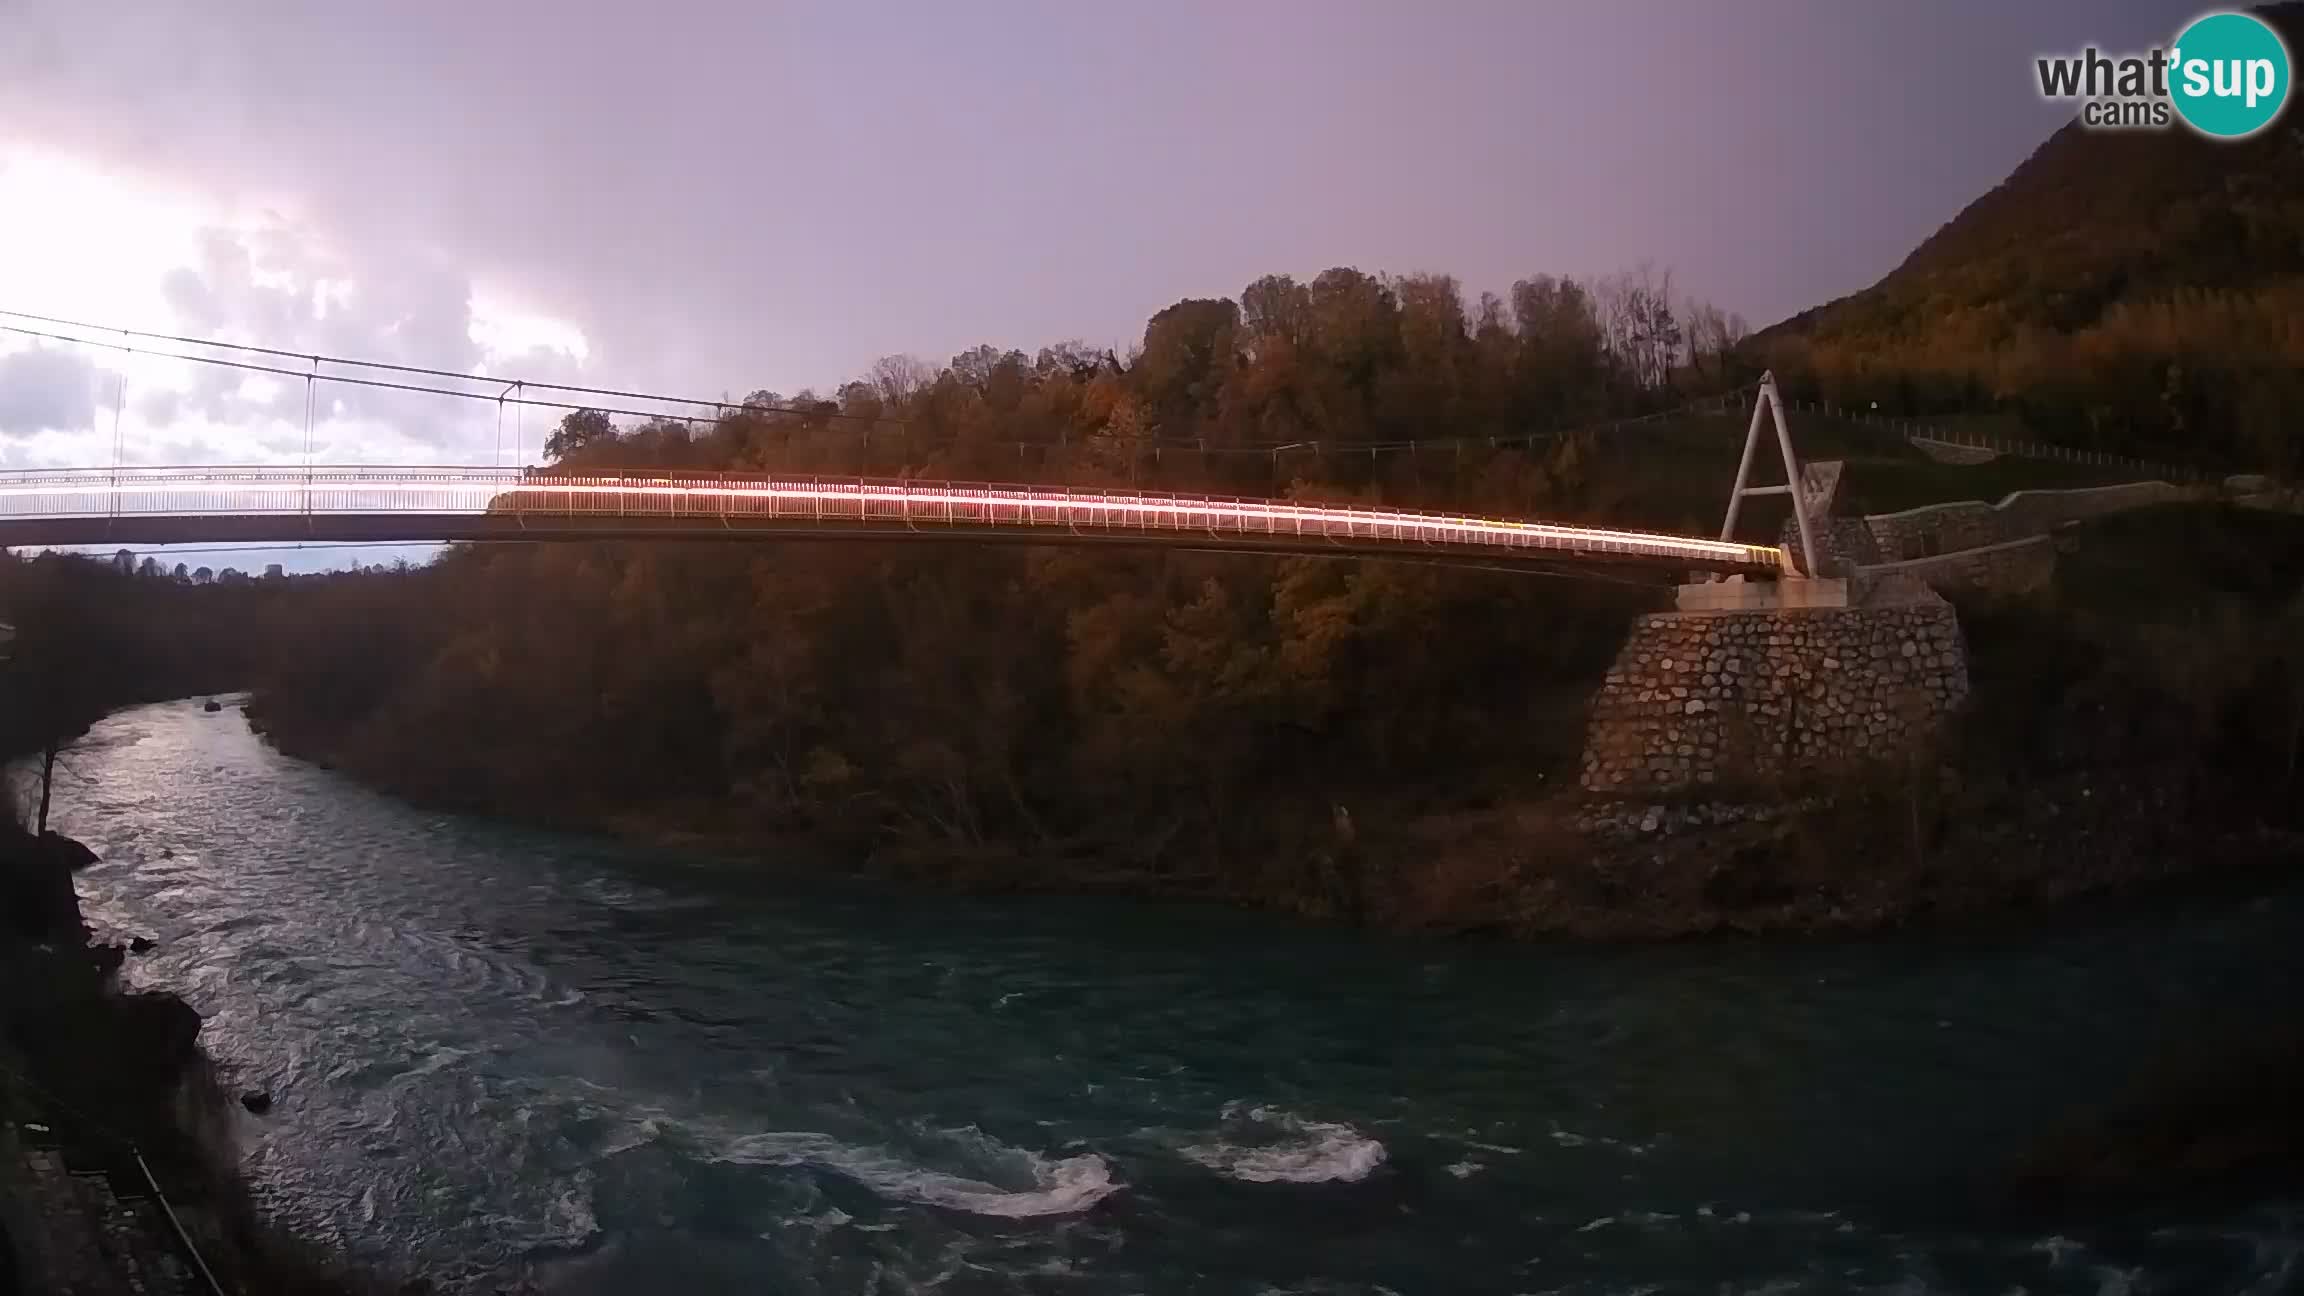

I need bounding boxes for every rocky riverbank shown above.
[1482,781,2297,941]
[0,822,389,1294]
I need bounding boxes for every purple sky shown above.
[0,0,2202,568]
[1,0,2192,404]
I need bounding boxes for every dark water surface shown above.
[52,699,2304,1293]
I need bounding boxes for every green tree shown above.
[544,408,617,461]
[1137,298,1240,428]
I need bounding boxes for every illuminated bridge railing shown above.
[0,466,1786,573]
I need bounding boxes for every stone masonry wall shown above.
[1855,481,2198,562]
[1780,517,1883,576]
[1579,600,1968,796]
[1856,535,2057,598]
[1779,503,2006,571]
[1862,502,2005,561]
[1996,480,2199,531]
[1781,479,2204,582]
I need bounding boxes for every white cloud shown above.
[0,148,209,331]
[471,293,590,370]
[0,142,601,474]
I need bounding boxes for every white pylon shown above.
[1718,371,1823,578]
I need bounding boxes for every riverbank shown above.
[0,821,389,1294]
[1428,775,2304,941]
[248,695,2304,945]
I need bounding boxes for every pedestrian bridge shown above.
[0,466,1785,576]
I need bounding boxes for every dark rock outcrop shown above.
[36,834,97,871]
[0,829,375,1290]
[0,831,92,946]
[115,992,206,1070]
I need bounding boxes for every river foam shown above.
[1179,1105,1387,1184]
[711,1126,1119,1218]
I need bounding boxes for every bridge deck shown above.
[0,468,1785,576]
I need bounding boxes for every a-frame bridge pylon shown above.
[1718,371,1822,578]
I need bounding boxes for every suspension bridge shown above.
[0,307,1832,577]
[0,466,1787,575]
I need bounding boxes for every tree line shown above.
[538,263,1748,486]
[0,552,283,831]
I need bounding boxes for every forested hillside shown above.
[1754,1,2304,470]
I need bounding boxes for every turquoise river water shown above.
[49,699,2304,1293]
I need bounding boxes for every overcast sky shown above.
[0,0,2188,566]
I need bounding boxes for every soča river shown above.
[49,699,2304,1293]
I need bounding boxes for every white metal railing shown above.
[0,466,1786,571]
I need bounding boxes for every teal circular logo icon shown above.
[2169,11,2291,138]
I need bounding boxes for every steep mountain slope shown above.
[1755,2,2304,468]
